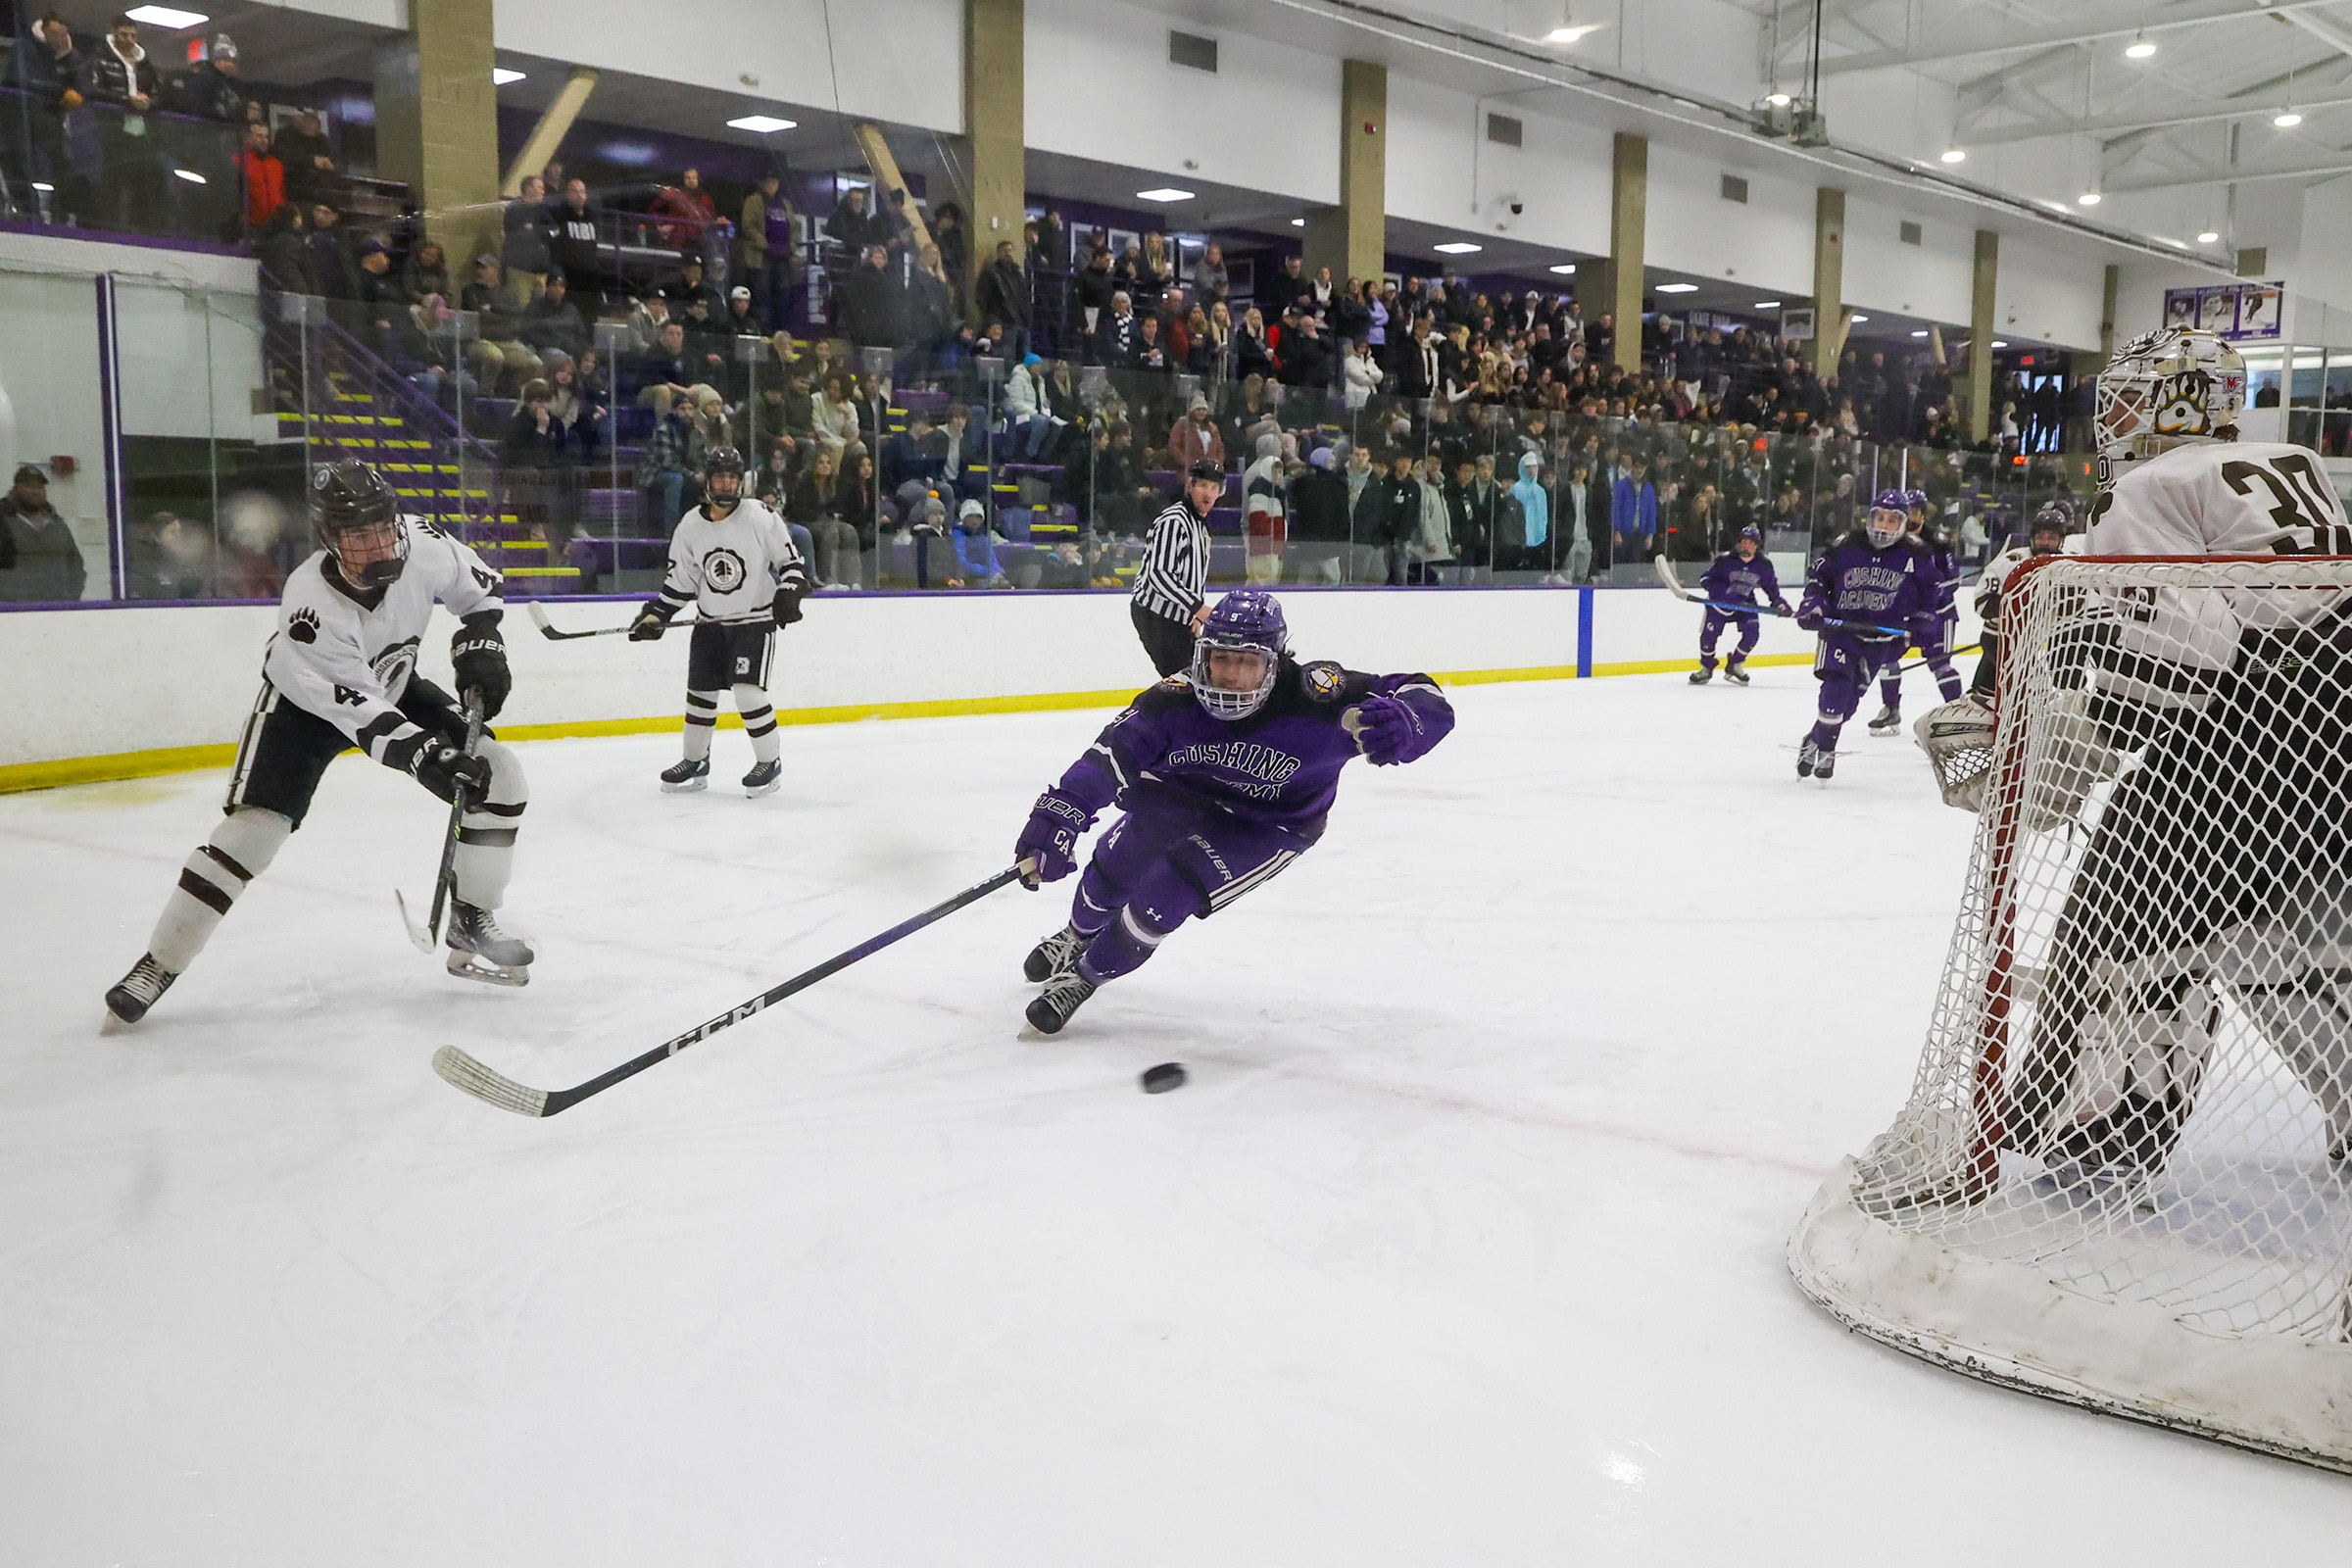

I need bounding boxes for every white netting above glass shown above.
[1791,555,2352,1472]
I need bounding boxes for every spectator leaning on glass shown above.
[79,13,163,234]
[0,464,85,602]
[1130,461,1221,677]
[5,14,82,221]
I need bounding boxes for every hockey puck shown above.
[1140,1061,1187,1094]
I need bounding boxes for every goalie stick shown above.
[524,601,701,641]
[396,690,484,954]
[432,862,1030,1116]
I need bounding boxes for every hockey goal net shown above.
[1788,554,2352,1472]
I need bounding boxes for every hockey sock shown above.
[1068,862,1122,940]
[682,690,721,761]
[453,737,528,911]
[1880,675,1902,709]
[1079,903,1178,985]
[735,683,780,765]
[147,808,291,972]
[1932,659,1965,703]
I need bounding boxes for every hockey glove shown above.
[1794,599,1826,633]
[1773,601,1794,617]
[628,602,673,641]
[450,612,511,720]
[395,733,491,808]
[1348,694,1430,766]
[1015,789,1093,888]
[773,564,810,629]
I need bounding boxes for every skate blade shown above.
[446,952,531,987]
[744,779,781,799]
[661,777,709,794]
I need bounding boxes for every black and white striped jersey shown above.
[1132,499,1208,624]
[260,516,503,768]
[657,498,807,625]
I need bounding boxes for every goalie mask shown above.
[1190,590,1287,722]
[310,458,406,590]
[2095,327,2244,479]
[1866,489,1909,549]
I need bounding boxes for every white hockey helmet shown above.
[2094,327,2245,473]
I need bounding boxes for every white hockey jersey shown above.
[655,498,807,625]
[2085,439,2352,685]
[261,515,504,765]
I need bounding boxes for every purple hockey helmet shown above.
[1191,590,1288,720]
[1866,488,1909,547]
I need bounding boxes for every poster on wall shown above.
[2165,280,2284,341]
[1780,307,1816,341]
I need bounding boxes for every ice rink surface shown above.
[6,668,2351,1565]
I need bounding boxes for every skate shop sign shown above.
[2164,279,2283,342]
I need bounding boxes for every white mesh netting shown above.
[1789,556,2352,1472]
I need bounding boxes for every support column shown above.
[1302,60,1387,287]
[1810,187,1844,380]
[961,0,1025,307]
[373,0,502,264]
[1959,228,1998,444]
[1600,132,1646,373]
[503,68,599,197]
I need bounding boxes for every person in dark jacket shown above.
[835,243,908,348]
[254,202,316,294]
[464,255,541,396]
[307,202,360,301]
[270,107,336,211]
[548,178,605,323]
[826,185,888,254]
[5,13,80,220]
[1285,445,1350,583]
[975,239,1029,336]
[0,465,86,602]
[169,32,245,122]
[78,15,162,232]
[1343,443,1390,585]
[519,272,589,362]
[500,173,557,305]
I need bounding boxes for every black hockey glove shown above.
[628,601,674,641]
[773,565,810,629]
[393,733,491,807]
[450,612,511,720]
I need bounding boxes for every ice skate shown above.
[660,757,710,793]
[446,900,533,986]
[1723,660,1749,686]
[1797,739,1836,780]
[103,953,177,1024]
[1688,666,1712,685]
[742,758,782,798]
[1025,967,1097,1035]
[1867,704,1902,737]
[1023,924,1085,983]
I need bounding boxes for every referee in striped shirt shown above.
[1130,459,1226,676]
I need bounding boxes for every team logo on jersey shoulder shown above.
[1300,661,1346,703]
[287,607,320,644]
[702,547,748,593]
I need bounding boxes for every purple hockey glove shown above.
[1015,788,1092,888]
[1349,694,1431,766]
[1795,598,1826,632]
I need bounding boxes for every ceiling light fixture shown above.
[2078,190,2102,206]
[172,168,206,184]
[2125,36,2156,60]
[492,68,526,85]
[726,115,797,133]
[1545,23,1599,43]
[2276,111,2304,127]
[1549,263,1578,274]
[1433,241,1484,254]
[2197,230,2222,243]
[1135,187,1195,203]
[1653,282,1698,293]
[1765,92,1792,108]
[1939,148,1966,165]
[1850,314,1870,322]
[1753,300,1782,309]
[1991,340,2009,349]
[122,5,207,28]
[1910,329,1929,338]
[1291,218,1305,227]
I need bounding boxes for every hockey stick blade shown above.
[433,1044,551,1116]
[1652,553,1702,600]
[430,864,1027,1117]
[395,888,436,954]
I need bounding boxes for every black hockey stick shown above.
[397,691,486,954]
[524,601,701,641]
[432,862,1030,1116]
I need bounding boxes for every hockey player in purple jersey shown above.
[1689,525,1793,686]
[1864,489,1964,734]
[1012,590,1454,1034]
[1794,491,1937,779]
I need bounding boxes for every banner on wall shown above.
[2163,279,2283,341]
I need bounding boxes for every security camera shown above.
[1509,200,1524,216]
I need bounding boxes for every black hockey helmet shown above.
[701,443,747,483]
[309,458,406,589]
